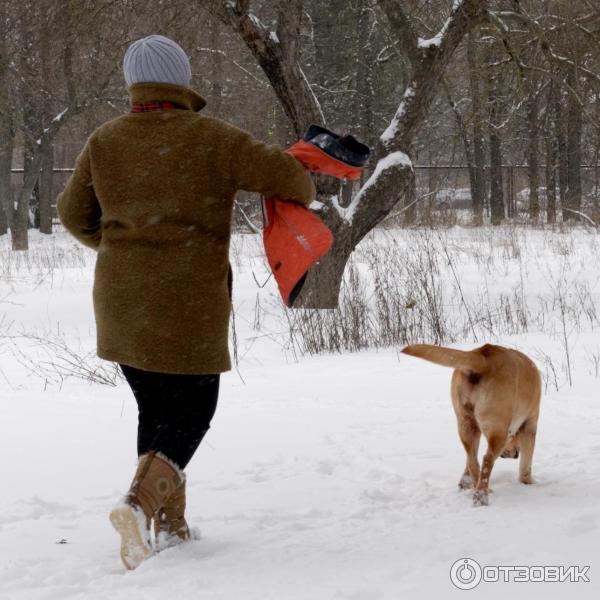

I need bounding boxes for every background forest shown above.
[2,0,600,304]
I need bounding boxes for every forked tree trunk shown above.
[10,127,66,250]
[219,0,487,307]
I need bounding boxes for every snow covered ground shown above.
[1,227,599,599]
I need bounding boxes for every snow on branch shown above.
[298,65,326,124]
[243,8,280,46]
[418,0,465,48]
[380,86,415,146]
[333,151,413,224]
[248,12,266,31]
[36,107,70,145]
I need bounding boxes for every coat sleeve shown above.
[56,141,102,250]
[230,130,316,206]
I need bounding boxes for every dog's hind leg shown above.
[518,417,538,484]
[473,430,508,506]
[500,432,520,458]
[457,415,481,490]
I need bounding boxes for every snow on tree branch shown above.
[380,86,415,146]
[332,151,413,224]
[36,108,70,145]
[378,0,483,152]
[418,0,465,49]
[333,0,485,237]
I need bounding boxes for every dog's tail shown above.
[401,344,487,375]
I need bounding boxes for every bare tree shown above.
[214,0,487,307]
[0,0,128,250]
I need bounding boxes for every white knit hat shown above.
[123,35,191,87]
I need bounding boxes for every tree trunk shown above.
[594,91,600,214]
[0,105,15,239]
[471,122,486,224]
[445,84,477,223]
[24,141,40,229]
[11,133,64,251]
[564,68,582,221]
[356,0,376,149]
[38,13,53,235]
[0,140,11,236]
[298,160,415,307]
[11,208,29,250]
[295,226,353,307]
[545,83,557,224]
[209,17,224,114]
[545,141,557,225]
[487,61,504,225]
[527,94,540,221]
[0,198,7,236]
[489,131,504,225]
[556,92,568,220]
[39,144,54,234]
[0,2,12,237]
[400,153,417,226]
[0,116,11,236]
[467,30,485,225]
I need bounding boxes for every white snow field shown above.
[1,227,599,600]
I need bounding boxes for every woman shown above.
[57,34,315,570]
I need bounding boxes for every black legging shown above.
[120,364,220,469]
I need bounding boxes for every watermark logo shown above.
[450,558,590,589]
[450,558,482,590]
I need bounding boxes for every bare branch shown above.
[376,0,419,64]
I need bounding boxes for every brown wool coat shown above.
[57,82,316,374]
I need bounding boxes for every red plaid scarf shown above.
[131,101,175,113]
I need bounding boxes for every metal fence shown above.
[412,165,600,215]
[9,164,600,224]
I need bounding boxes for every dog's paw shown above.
[458,474,473,490]
[472,490,489,506]
[520,474,534,485]
[501,448,519,459]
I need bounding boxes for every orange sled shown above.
[263,125,370,307]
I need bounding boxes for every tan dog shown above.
[402,344,541,506]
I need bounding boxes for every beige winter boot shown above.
[109,451,184,570]
[154,476,192,548]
